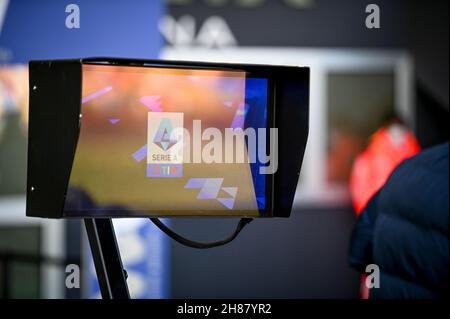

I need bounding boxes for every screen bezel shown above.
[27,57,308,219]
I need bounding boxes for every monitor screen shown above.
[63,64,271,216]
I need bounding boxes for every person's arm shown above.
[348,191,380,272]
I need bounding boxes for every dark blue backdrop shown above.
[0,0,163,63]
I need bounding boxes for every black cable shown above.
[149,218,253,249]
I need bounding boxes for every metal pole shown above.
[84,218,130,299]
[1,255,11,299]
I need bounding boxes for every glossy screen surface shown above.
[64,64,269,216]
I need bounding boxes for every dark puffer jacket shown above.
[349,143,449,298]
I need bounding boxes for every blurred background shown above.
[0,0,448,298]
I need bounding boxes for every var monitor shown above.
[26,58,309,218]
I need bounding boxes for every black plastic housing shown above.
[26,57,309,218]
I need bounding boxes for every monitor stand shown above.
[84,218,130,299]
